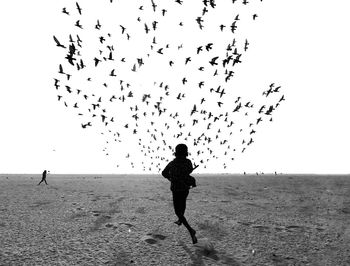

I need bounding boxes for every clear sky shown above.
[0,0,349,174]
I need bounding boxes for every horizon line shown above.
[1,172,350,176]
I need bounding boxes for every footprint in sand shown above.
[341,206,350,214]
[285,225,307,232]
[315,226,326,232]
[237,221,253,226]
[274,226,285,232]
[91,210,101,216]
[141,233,167,244]
[119,222,135,228]
[270,253,296,264]
[148,233,167,240]
[105,222,118,229]
[68,211,89,220]
[30,201,52,208]
[141,236,158,244]
[105,222,135,231]
[251,225,271,232]
[90,215,113,231]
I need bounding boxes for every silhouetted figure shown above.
[162,144,197,244]
[38,170,48,185]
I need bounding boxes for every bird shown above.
[205,43,213,51]
[230,21,237,33]
[274,86,281,92]
[53,78,60,89]
[151,0,157,12]
[152,21,158,30]
[75,20,83,29]
[94,57,101,67]
[145,23,150,34]
[65,86,72,93]
[53,35,66,48]
[196,17,204,29]
[219,88,226,98]
[120,25,126,34]
[81,122,92,128]
[109,69,116,77]
[244,39,249,51]
[95,20,101,30]
[58,64,64,74]
[209,56,219,66]
[76,2,82,15]
[62,7,70,15]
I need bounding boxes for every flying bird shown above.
[209,56,219,66]
[76,2,82,15]
[62,7,69,15]
[75,20,83,29]
[53,35,66,48]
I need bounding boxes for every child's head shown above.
[175,143,188,158]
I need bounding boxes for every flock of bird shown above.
[53,0,285,173]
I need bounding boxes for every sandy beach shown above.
[1,173,350,265]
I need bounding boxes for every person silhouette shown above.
[162,144,198,244]
[38,170,48,185]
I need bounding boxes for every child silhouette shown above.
[38,170,48,185]
[162,144,198,244]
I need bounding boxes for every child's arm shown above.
[161,162,172,181]
[190,163,199,172]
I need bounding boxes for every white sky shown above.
[0,0,349,174]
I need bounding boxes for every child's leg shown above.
[177,191,191,229]
[173,191,197,243]
[180,190,188,216]
[173,190,187,224]
[173,191,182,219]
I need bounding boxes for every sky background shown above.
[0,0,349,174]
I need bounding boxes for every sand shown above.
[1,173,350,265]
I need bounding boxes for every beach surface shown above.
[1,173,350,265]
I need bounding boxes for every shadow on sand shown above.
[179,240,240,266]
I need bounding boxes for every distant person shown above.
[38,170,48,185]
[162,144,198,244]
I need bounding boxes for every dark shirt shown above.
[162,157,193,192]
